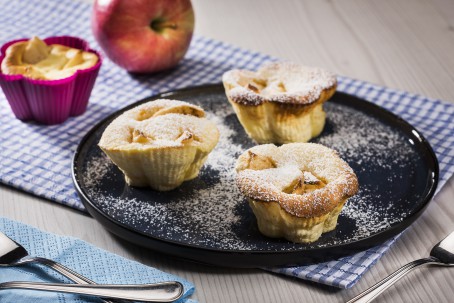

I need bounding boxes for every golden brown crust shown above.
[98,99,220,191]
[222,62,337,144]
[236,143,359,218]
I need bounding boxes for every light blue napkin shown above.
[0,217,195,302]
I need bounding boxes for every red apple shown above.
[92,0,195,73]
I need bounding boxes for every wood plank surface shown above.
[1,0,454,302]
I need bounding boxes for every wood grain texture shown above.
[1,0,454,302]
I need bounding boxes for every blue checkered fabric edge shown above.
[0,0,453,289]
[268,237,397,289]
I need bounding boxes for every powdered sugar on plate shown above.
[77,90,428,252]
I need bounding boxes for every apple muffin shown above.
[1,36,99,80]
[235,143,358,243]
[222,62,336,144]
[0,35,101,124]
[99,99,219,191]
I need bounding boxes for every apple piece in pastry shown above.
[235,143,358,243]
[98,99,220,191]
[1,36,99,80]
[222,62,337,144]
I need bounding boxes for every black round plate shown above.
[72,84,438,267]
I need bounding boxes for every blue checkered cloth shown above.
[0,0,453,289]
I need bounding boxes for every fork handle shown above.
[0,281,183,302]
[32,257,119,303]
[346,257,439,303]
[33,257,97,284]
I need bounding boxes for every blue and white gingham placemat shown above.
[0,0,453,289]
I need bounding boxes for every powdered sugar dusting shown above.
[83,155,111,188]
[223,62,337,105]
[98,99,218,150]
[236,143,359,217]
[79,91,425,251]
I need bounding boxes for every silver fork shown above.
[0,231,183,302]
[346,230,454,303]
[0,280,183,302]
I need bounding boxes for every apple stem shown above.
[151,19,178,32]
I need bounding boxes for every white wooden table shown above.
[1,0,454,302]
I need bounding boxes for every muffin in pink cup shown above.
[0,36,102,125]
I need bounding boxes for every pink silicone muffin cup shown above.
[0,36,102,125]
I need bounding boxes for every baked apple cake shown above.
[236,143,358,243]
[1,36,99,80]
[99,99,220,191]
[223,62,336,144]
